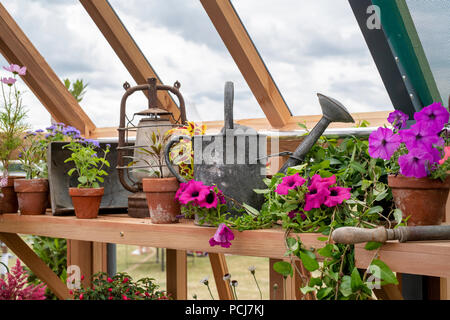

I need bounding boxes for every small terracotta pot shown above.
[142,177,180,224]
[69,187,104,219]
[14,178,49,215]
[388,175,450,226]
[1,176,24,213]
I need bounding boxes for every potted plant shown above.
[137,129,180,224]
[63,138,110,219]
[14,130,49,215]
[368,103,450,225]
[0,64,29,213]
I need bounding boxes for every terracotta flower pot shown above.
[69,187,104,219]
[388,175,450,226]
[142,177,180,224]
[1,176,24,213]
[14,178,49,215]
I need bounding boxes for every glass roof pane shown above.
[231,0,393,117]
[406,0,450,108]
[107,0,265,122]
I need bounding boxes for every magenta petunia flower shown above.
[414,102,449,133]
[177,180,210,205]
[209,223,235,248]
[1,77,16,86]
[399,121,442,151]
[368,127,401,160]
[275,173,306,195]
[174,182,188,201]
[387,110,409,129]
[304,184,330,211]
[309,174,336,189]
[3,64,26,75]
[198,189,219,209]
[287,210,307,221]
[324,186,351,207]
[398,148,434,178]
[439,146,450,165]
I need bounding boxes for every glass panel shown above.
[107,0,265,122]
[231,0,393,117]
[406,0,450,108]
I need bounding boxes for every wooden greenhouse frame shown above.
[0,0,448,300]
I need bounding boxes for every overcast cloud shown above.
[3,0,443,131]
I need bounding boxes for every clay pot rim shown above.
[69,187,105,197]
[388,174,450,189]
[142,177,179,193]
[14,178,49,193]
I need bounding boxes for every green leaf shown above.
[339,275,352,297]
[350,162,365,173]
[393,209,403,225]
[252,188,270,194]
[364,241,383,251]
[317,236,329,242]
[67,168,76,176]
[351,267,364,292]
[316,287,333,300]
[273,261,293,278]
[300,286,316,295]
[309,277,322,287]
[285,237,298,252]
[317,244,334,258]
[242,203,260,216]
[370,259,398,285]
[78,176,87,184]
[366,206,383,215]
[299,250,319,272]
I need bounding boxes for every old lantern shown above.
[117,77,186,218]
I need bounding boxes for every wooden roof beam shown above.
[79,0,181,121]
[200,0,292,128]
[0,3,95,135]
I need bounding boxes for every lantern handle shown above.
[164,135,191,184]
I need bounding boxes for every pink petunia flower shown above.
[309,174,336,189]
[174,182,188,201]
[198,188,219,209]
[399,121,443,152]
[398,148,434,178]
[275,172,306,195]
[304,184,330,211]
[209,223,235,248]
[387,110,409,130]
[1,77,16,86]
[178,180,210,205]
[3,64,26,75]
[439,146,450,165]
[414,102,449,133]
[324,186,351,207]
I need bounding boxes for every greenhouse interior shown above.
[0,0,449,303]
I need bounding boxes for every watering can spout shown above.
[278,94,355,174]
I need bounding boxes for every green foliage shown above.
[64,140,110,188]
[63,79,88,103]
[71,272,170,300]
[26,236,67,300]
[17,132,48,179]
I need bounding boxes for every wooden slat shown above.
[67,240,93,288]
[0,4,95,135]
[166,249,187,300]
[92,242,108,275]
[269,258,288,300]
[373,283,403,300]
[0,232,70,300]
[200,0,291,128]
[208,253,234,300]
[79,0,181,120]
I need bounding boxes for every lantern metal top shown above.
[134,107,173,117]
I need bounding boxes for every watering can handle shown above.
[164,135,191,183]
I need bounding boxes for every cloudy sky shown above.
[0,0,447,130]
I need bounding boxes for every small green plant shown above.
[63,138,110,188]
[71,272,170,300]
[63,78,88,103]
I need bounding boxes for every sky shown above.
[0,0,446,131]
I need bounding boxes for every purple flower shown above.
[209,223,234,248]
[398,148,434,178]
[304,184,330,211]
[287,210,306,221]
[399,121,442,151]
[1,77,16,86]
[198,190,219,209]
[63,126,81,137]
[35,129,44,133]
[175,182,188,201]
[324,186,351,207]
[414,102,449,133]
[387,110,409,129]
[368,127,401,160]
[83,138,100,148]
[177,180,210,205]
[275,173,306,195]
[3,64,26,75]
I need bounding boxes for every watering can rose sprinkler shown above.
[165,82,355,220]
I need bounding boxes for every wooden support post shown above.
[209,253,233,300]
[67,240,93,288]
[92,242,108,275]
[269,258,298,300]
[0,232,70,300]
[0,3,95,135]
[166,249,187,300]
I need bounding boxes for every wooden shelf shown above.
[1,213,450,278]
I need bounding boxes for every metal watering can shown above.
[165,82,354,214]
